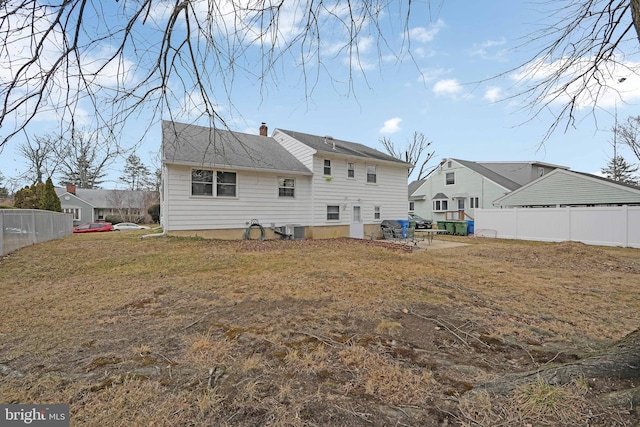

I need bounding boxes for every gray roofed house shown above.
[274,129,410,166]
[408,179,426,201]
[162,121,311,175]
[56,184,158,225]
[160,121,411,240]
[408,158,566,223]
[451,159,522,192]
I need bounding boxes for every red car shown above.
[73,222,114,233]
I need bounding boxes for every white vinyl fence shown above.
[0,209,73,256]
[474,206,640,248]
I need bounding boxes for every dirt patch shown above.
[0,235,638,425]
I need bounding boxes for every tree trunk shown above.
[476,328,640,395]
[632,0,640,43]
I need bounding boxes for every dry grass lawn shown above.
[1,231,639,426]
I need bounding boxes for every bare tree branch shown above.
[0,1,418,150]
[380,131,436,180]
[503,0,640,141]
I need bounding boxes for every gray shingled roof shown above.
[408,179,426,200]
[276,129,412,166]
[451,159,521,191]
[162,121,311,174]
[55,188,147,208]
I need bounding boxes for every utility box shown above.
[285,224,305,240]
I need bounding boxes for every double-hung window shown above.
[216,171,237,197]
[324,159,331,176]
[327,205,340,220]
[192,169,214,196]
[366,165,377,183]
[191,169,236,197]
[374,206,381,220]
[278,178,295,197]
[445,172,455,185]
[347,162,355,178]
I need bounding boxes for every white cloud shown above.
[433,79,463,96]
[416,67,449,85]
[484,87,503,103]
[380,117,402,134]
[470,38,508,61]
[510,56,640,110]
[407,19,445,43]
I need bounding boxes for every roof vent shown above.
[323,135,333,144]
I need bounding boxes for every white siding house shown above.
[161,121,410,239]
[409,158,565,224]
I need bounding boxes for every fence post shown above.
[567,206,572,242]
[0,210,3,256]
[623,205,629,248]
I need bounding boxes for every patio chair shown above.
[406,225,417,245]
[382,227,397,241]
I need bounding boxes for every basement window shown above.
[327,205,340,220]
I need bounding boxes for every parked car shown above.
[73,222,113,233]
[113,222,150,231]
[409,213,432,229]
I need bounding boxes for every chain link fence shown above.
[1,210,73,256]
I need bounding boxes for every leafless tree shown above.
[615,115,640,162]
[508,0,640,139]
[380,132,436,180]
[17,134,61,184]
[107,188,157,223]
[107,189,145,223]
[0,1,419,150]
[55,130,118,189]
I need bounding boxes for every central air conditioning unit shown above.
[284,224,305,240]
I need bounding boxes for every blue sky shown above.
[2,0,640,189]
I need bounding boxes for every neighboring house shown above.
[409,158,565,223]
[55,184,158,225]
[161,121,411,240]
[408,179,425,213]
[494,168,640,208]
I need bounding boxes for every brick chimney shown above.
[259,122,268,136]
[66,183,76,195]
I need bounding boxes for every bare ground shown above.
[0,233,639,426]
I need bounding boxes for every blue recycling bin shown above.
[466,220,475,235]
[397,219,410,238]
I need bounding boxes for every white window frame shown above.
[216,171,237,197]
[191,168,237,197]
[409,202,415,212]
[374,206,381,220]
[366,165,377,183]
[63,208,80,220]
[470,197,479,208]
[191,169,214,196]
[327,205,340,221]
[433,199,448,212]
[445,172,455,185]
[278,177,295,198]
